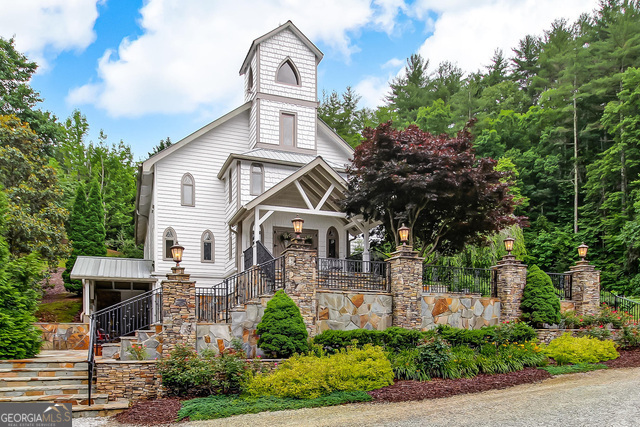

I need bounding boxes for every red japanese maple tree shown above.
[343,121,519,257]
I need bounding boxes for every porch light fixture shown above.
[398,224,410,245]
[578,243,588,261]
[292,215,304,239]
[503,237,515,256]
[171,243,185,267]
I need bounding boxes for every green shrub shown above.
[246,344,393,399]
[541,363,608,375]
[388,348,430,381]
[561,306,633,329]
[157,344,260,396]
[576,325,612,341]
[312,327,428,353]
[178,391,372,421]
[617,324,640,348]
[543,333,619,365]
[256,290,308,358]
[436,322,537,348]
[416,336,452,378]
[520,265,561,327]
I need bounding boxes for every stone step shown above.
[0,384,95,398]
[0,393,109,405]
[72,400,130,418]
[0,361,88,370]
[0,376,88,388]
[0,367,87,378]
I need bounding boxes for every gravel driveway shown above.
[82,367,640,427]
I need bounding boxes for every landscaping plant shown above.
[617,324,640,348]
[126,343,149,360]
[313,327,428,353]
[256,290,309,358]
[520,265,561,327]
[246,344,394,399]
[543,333,619,365]
[541,363,608,375]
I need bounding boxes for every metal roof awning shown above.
[70,256,154,282]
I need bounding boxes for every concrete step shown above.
[0,393,109,405]
[0,383,95,398]
[73,400,130,418]
[0,367,87,378]
[0,361,88,370]
[0,376,88,388]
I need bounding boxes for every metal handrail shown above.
[86,316,96,407]
[601,290,640,320]
[422,264,495,297]
[317,258,390,292]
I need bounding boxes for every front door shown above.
[273,227,318,257]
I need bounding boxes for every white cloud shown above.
[382,57,404,69]
[67,0,405,118]
[412,0,600,74]
[0,0,99,70]
[354,75,392,109]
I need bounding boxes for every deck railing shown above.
[422,264,497,297]
[196,256,285,322]
[317,258,390,292]
[546,272,572,300]
[601,290,640,320]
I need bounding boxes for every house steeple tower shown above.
[240,21,323,153]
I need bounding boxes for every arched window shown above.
[250,163,264,196]
[326,227,339,259]
[163,228,177,260]
[247,67,254,92]
[276,59,300,85]
[181,173,195,206]
[201,230,214,263]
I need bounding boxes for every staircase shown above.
[0,351,129,418]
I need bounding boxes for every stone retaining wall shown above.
[35,323,90,350]
[316,290,393,333]
[421,294,501,330]
[95,360,162,402]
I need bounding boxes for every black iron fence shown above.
[90,287,163,343]
[197,256,285,322]
[601,290,640,320]
[317,258,390,292]
[422,265,496,297]
[546,272,572,300]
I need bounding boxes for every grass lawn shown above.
[35,299,82,323]
[540,363,608,375]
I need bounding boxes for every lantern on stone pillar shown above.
[503,237,515,256]
[292,215,304,239]
[171,243,185,267]
[398,224,410,246]
[578,243,588,261]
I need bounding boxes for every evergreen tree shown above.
[256,290,308,358]
[520,265,561,327]
[0,190,43,359]
[387,54,431,125]
[86,179,107,257]
[62,183,88,293]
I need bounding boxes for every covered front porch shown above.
[228,157,380,271]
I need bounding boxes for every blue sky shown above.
[1,0,598,160]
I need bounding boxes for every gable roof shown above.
[239,20,324,75]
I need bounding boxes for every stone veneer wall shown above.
[387,247,424,329]
[421,294,501,330]
[35,323,89,350]
[536,328,622,344]
[570,262,601,316]
[316,290,393,333]
[283,245,318,336]
[162,267,197,354]
[560,300,576,313]
[494,258,527,322]
[95,360,162,402]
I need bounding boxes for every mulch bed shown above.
[604,348,640,369]
[113,398,183,425]
[368,368,552,403]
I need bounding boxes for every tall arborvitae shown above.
[63,183,88,294]
[86,179,107,257]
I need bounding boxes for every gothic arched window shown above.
[276,59,300,85]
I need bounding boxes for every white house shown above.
[71,21,378,318]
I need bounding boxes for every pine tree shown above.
[63,183,88,293]
[86,179,107,257]
[520,265,561,327]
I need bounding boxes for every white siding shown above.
[244,54,258,103]
[259,29,316,102]
[239,161,297,205]
[258,99,315,150]
[152,110,250,284]
[316,126,352,169]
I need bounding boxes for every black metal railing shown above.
[601,290,640,320]
[422,265,496,297]
[317,258,390,292]
[243,241,274,269]
[197,256,285,322]
[546,272,572,300]
[91,288,163,343]
[86,316,96,407]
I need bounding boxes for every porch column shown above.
[253,209,259,264]
[570,260,600,316]
[282,241,318,337]
[362,228,370,272]
[494,255,527,322]
[387,245,424,329]
[161,266,196,354]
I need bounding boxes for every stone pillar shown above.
[494,255,527,322]
[161,266,197,354]
[570,261,600,316]
[386,245,424,329]
[282,240,318,337]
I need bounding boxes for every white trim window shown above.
[250,163,264,196]
[202,230,214,263]
[280,112,296,147]
[163,228,177,260]
[181,173,195,206]
[276,59,300,86]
